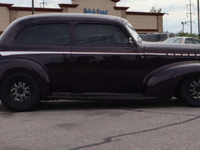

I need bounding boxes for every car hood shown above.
[143,42,200,54]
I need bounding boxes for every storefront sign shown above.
[84,8,108,15]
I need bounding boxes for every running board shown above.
[47,93,156,100]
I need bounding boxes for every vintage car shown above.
[163,37,200,44]
[0,13,200,111]
[139,33,175,42]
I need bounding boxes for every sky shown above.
[0,0,199,34]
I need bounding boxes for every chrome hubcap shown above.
[10,81,31,102]
[189,79,200,99]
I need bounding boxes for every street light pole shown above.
[198,0,200,38]
[181,22,187,33]
[32,0,34,15]
[190,0,193,34]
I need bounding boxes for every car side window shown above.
[172,38,183,44]
[185,38,194,44]
[16,24,70,46]
[75,24,129,46]
[193,39,200,44]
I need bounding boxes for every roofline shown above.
[58,4,79,8]
[114,6,129,10]
[110,0,120,2]
[0,2,165,17]
[8,7,62,12]
[136,29,159,32]
[0,3,13,7]
[126,11,165,16]
[14,13,127,22]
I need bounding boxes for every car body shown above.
[139,33,175,42]
[1,13,200,111]
[163,37,200,44]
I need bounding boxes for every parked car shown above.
[163,37,200,44]
[1,13,200,111]
[139,33,175,42]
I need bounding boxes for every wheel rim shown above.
[10,81,31,102]
[189,79,200,99]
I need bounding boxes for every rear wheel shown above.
[180,76,200,106]
[0,73,40,111]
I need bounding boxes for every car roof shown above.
[0,13,130,45]
[13,13,129,27]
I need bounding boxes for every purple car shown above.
[0,13,200,111]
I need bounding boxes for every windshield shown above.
[126,23,142,43]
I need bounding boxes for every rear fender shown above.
[142,61,200,99]
[0,58,50,98]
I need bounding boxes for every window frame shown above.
[15,23,71,47]
[73,22,131,47]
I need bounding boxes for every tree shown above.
[178,32,197,37]
[150,6,162,13]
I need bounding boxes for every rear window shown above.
[16,24,70,46]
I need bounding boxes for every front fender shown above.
[0,57,50,98]
[142,61,200,99]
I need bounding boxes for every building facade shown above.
[0,0,165,34]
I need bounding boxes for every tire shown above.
[180,76,200,106]
[0,73,40,111]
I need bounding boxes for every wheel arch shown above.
[0,59,50,99]
[142,61,200,99]
[179,73,200,106]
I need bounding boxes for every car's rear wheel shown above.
[180,76,200,106]
[0,73,40,111]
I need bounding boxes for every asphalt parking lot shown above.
[1,99,200,150]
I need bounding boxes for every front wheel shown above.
[0,73,40,111]
[180,76,200,106]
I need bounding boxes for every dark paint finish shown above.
[71,46,142,93]
[1,13,200,101]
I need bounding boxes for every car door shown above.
[70,23,144,94]
[15,23,72,93]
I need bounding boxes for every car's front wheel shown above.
[180,76,200,106]
[0,73,40,111]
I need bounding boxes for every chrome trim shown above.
[0,51,199,57]
[0,51,71,56]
